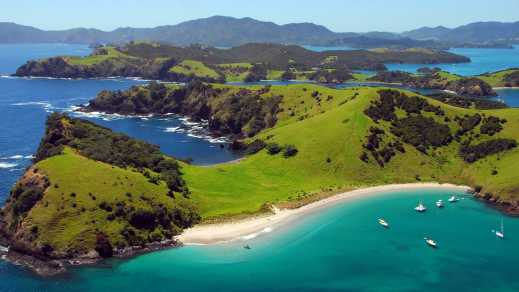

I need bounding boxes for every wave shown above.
[11,101,55,113]
[0,162,18,169]
[240,227,274,241]
[0,155,33,160]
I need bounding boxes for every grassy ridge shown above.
[66,47,136,66]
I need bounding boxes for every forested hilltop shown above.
[4,82,519,275]
[13,42,469,82]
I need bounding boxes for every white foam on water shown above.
[0,162,18,169]
[0,155,33,160]
[240,227,275,241]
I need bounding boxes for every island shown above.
[13,42,470,82]
[2,82,519,276]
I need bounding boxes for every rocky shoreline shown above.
[475,192,519,216]
[0,239,182,277]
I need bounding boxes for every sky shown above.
[1,0,518,33]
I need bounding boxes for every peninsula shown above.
[2,82,519,275]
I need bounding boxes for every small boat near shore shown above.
[378,218,389,228]
[448,195,459,203]
[424,237,437,248]
[415,202,427,212]
[495,217,505,239]
[436,200,444,208]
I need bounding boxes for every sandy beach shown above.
[176,183,471,245]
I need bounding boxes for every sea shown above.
[0,44,518,291]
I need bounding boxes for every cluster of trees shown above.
[391,116,452,152]
[361,127,404,167]
[36,113,188,194]
[235,140,299,158]
[363,89,452,162]
[455,114,482,136]
[364,89,444,123]
[244,64,268,82]
[309,69,353,84]
[427,93,507,110]
[460,139,517,163]
[480,116,505,136]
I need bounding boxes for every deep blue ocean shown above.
[0,44,519,291]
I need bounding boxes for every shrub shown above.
[12,187,44,215]
[266,143,282,155]
[283,145,299,158]
[129,209,157,230]
[95,233,113,258]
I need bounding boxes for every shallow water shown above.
[2,188,518,291]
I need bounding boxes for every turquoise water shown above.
[387,46,519,76]
[2,188,518,291]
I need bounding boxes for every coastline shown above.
[176,183,471,245]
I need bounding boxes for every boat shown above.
[495,217,505,239]
[448,195,459,203]
[415,202,427,212]
[424,237,437,248]
[436,200,444,208]
[244,245,251,250]
[378,218,389,228]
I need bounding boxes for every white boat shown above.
[495,217,505,239]
[415,202,427,212]
[378,218,389,228]
[424,237,437,248]
[448,195,459,203]
[436,200,444,208]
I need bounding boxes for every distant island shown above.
[2,81,519,275]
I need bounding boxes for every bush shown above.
[283,145,298,158]
[266,143,282,155]
[480,116,503,136]
[245,139,266,155]
[129,209,158,230]
[95,233,114,258]
[12,187,44,215]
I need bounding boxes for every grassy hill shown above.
[3,83,519,269]
[169,60,221,79]
[84,82,519,219]
[478,68,519,87]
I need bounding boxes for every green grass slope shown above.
[169,60,220,79]
[180,84,519,219]
[478,69,519,87]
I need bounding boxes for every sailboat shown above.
[378,218,389,228]
[415,201,427,212]
[495,217,505,239]
[448,195,459,203]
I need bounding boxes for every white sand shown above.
[176,183,470,245]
